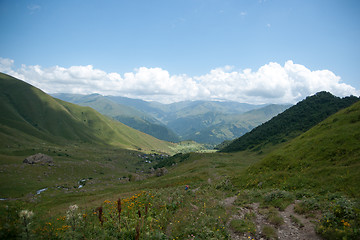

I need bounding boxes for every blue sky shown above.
[0,0,359,104]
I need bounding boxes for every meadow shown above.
[0,74,359,239]
[1,141,359,239]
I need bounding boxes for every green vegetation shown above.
[230,218,256,235]
[263,207,284,226]
[261,225,277,239]
[1,72,359,239]
[0,73,174,154]
[233,100,360,198]
[52,93,180,142]
[181,104,291,144]
[317,196,360,240]
[221,91,359,152]
[59,93,290,145]
[0,187,229,239]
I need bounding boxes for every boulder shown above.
[23,153,53,165]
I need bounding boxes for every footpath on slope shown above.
[222,196,321,240]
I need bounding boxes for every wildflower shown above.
[19,210,34,240]
[69,204,78,212]
[19,210,34,219]
[343,221,351,227]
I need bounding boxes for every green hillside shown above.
[183,104,290,144]
[0,73,173,153]
[52,93,180,142]
[234,100,360,198]
[107,96,287,144]
[1,73,359,239]
[1,83,359,239]
[221,91,359,152]
[57,94,287,145]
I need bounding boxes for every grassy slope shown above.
[234,101,360,198]
[221,91,359,152]
[0,73,173,153]
[52,93,180,142]
[1,91,359,239]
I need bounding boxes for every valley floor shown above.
[0,145,359,239]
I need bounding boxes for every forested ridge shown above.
[220,91,359,152]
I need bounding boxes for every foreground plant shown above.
[316,197,360,240]
[19,209,34,240]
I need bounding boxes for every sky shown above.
[0,0,359,104]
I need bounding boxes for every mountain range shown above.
[1,72,359,239]
[52,93,291,145]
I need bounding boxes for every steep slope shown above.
[0,73,173,153]
[235,100,360,198]
[220,92,359,152]
[52,93,180,142]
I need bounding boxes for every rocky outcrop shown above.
[155,167,168,177]
[23,153,53,165]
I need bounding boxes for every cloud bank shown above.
[1,57,358,104]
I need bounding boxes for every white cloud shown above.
[0,57,358,104]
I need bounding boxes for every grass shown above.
[1,73,360,239]
[264,207,284,226]
[2,136,358,239]
[0,73,175,154]
[0,140,261,239]
[230,218,256,235]
[290,215,304,228]
[232,101,360,199]
[1,184,230,239]
[261,225,277,239]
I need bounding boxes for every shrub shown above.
[316,197,360,240]
[215,177,234,192]
[230,218,256,235]
[294,197,320,215]
[261,224,277,239]
[265,207,284,226]
[263,190,294,210]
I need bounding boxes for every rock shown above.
[155,167,168,177]
[23,153,53,165]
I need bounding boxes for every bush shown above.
[215,177,234,192]
[265,207,284,226]
[316,197,360,240]
[261,224,277,239]
[235,190,263,206]
[263,190,294,210]
[230,219,256,234]
[294,197,320,215]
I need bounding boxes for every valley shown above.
[52,93,290,145]
[0,72,359,239]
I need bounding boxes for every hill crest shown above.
[220,91,359,152]
[0,73,173,153]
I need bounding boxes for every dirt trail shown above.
[277,204,321,240]
[223,196,322,240]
